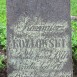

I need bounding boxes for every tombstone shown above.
[7,0,73,77]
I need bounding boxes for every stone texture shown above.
[7,0,73,77]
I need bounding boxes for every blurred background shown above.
[0,0,77,77]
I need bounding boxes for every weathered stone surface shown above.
[7,0,73,77]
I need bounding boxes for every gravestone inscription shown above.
[7,0,73,77]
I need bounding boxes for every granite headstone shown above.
[7,0,73,77]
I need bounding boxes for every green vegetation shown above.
[0,0,6,48]
[0,0,6,70]
[72,21,77,61]
[71,0,77,61]
[71,0,77,16]
[0,0,6,26]
[0,55,5,70]
[0,23,6,48]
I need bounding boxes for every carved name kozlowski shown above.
[13,37,65,48]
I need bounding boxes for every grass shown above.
[0,0,6,26]
[0,0,6,69]
[0,55,5,70]
[70,0,77,61]
[71,0,77,16]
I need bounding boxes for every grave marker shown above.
[7,0,73,77]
